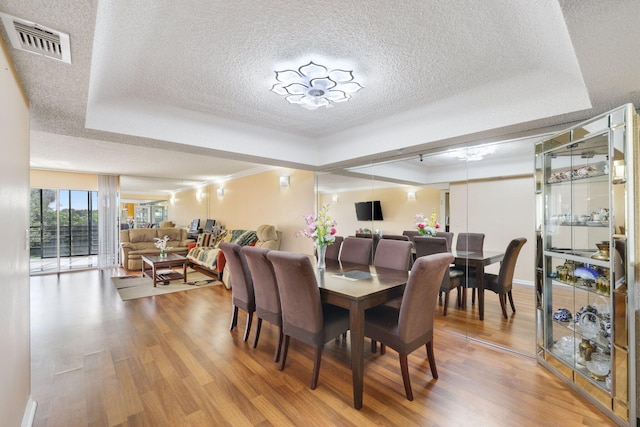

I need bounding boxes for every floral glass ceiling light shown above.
[270,61,363,110]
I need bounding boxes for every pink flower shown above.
[417,223,425,230]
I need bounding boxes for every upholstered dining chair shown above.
[414,236,464,315]
[373,239,413,271]
[455,232,485,304]
[401,230,420,242]
[435,231,454,252]
[467,237,527,319]
[219,242,255,342]
[364,252,454,400]
[266,250,350,390]
[324,236,343,261]
[241,246,283,362]
[340,237,374,265]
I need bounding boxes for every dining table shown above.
[452,249,505,320]
[316,259,409,410]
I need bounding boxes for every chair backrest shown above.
[267,251,323,337]
[219,242,255,309]
[373,239,413,271]
[414,236,448,258]
[456,232,485,252]
[340,237,374,264]
[402,230,420,242]
[496,238,527,292]
[398,253,454,344]
[324,236,343,260]
[435,231,454,251]
[242,246,280,322]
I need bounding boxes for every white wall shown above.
[0,40,33,426]
[450,176,535,282]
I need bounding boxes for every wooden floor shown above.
[29,269,616,426]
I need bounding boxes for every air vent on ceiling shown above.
[0,12,71,63]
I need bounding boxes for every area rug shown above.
[112,269,221,301]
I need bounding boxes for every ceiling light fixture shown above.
[270,61,363,110]
[446,145,497,162]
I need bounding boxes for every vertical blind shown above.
[98,175,119,269]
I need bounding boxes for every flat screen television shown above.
[355,201,383,221]
[203,219,216,233]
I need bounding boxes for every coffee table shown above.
[141,254,188,287]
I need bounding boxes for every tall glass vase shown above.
[317,244,327,270]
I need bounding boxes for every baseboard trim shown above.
[21,395,37,427]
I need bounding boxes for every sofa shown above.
[187,224,281,288]
[120,227,195,270]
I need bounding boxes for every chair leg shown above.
[499,294,508,319]
[252,318,262,348]
[425,340,438,379]
[380,343,386,355]
[311,345,324,390]
[472,288,476,305]
[399,354,413,401]
[442,291,450,316]
[279,335,290,371]
[243,312,253,342]
[371,339,377,353]
[274,326,283,363]
[508,290,516,313]
[438,291,443,305]
[229,305,238,331]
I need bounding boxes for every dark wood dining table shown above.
[452,250,505,320]
[316,259,409,410]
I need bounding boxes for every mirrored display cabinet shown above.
[535,104,638,425]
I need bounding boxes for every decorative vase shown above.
[317,244,327,270]
[160,249,167,258]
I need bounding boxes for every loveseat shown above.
[187,224,281,288]
[120,227,195,270]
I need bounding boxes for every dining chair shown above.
[241,246,283,362]
[401,230,420,242]
[266,250,350,389]
[468,237,527,319]
[340,237,374,265]
[435,231,454,252]
[364,252,454,400]
[373,239,413,271]
[219,242,255,342]
[414,236,464,315]
[324,236,343,260]
[455,232,485,304]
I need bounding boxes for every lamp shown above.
[446,144,497,162]
[612,160,626,184]
[332,194,339,203]
[279,176,290,187]
[270,61,363,110]
[217,187,224,197]
[407,191,416,200]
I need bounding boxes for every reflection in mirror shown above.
[317,137,538,356]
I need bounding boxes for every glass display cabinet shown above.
[535,104,637,425]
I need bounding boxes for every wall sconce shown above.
[279,176,290,187]
[332,194,339,203]
[170,194,176,205]
[407,191,416,200]
[196,191,203,200]
[612,160,626,184]
[217,187,224,197]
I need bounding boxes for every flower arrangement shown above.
[415,209,440,236]
[154,235,171,256]
[294,204,337,247]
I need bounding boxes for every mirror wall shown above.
[317,138,538,356]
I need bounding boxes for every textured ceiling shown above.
[1,0,639,194]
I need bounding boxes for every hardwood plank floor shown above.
[30,269,615,426]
